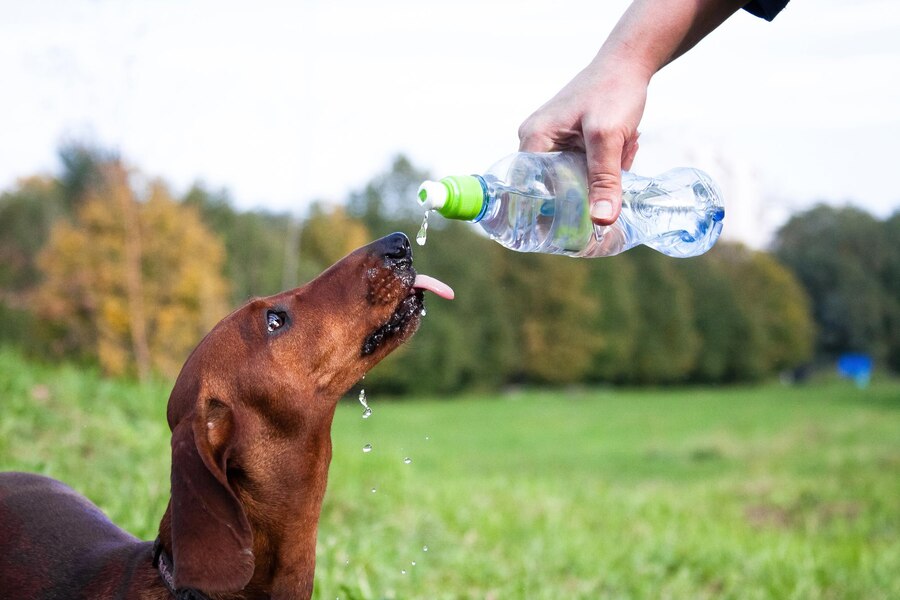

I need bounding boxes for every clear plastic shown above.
[474,151,724,258]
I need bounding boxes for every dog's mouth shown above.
[361,259,453,357]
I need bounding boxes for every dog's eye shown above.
[266,310,287,333]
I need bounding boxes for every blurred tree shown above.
[500,252,602,384]
[676,246,760,381]
[625,248,699,383]
[0,177,64,295]
[0,177,63,350]
[686,243,814,380]
[583,256,639,382]
[0,143,118,350]
[775,205,891,362]
[346,154,430,237]
[183,184,290,304]
[1,141,841,387]
[739,250,815,373]
[35,162,229,379]
[882,212,900,371]
[299,203,371,277]
[141,181,231,377]
[57,141,112,211]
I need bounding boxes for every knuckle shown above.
[582,119,629,146]
[517,115,547,142]
[517,119,534,141]
[588,171,621,191]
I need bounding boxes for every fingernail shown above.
[591,200,614,221]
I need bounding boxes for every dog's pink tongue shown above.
[413,274,454,300]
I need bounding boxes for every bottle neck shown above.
[436,175,488,222]
[468,175,490,222]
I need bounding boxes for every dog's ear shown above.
[169,398,254,593]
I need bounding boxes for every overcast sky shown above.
[2,0,899,247]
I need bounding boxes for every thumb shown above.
[586,134,624,226]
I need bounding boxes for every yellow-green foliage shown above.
[35,162,229,379]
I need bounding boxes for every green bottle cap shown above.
[416,175,485,221]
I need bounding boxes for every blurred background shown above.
[1,2,899,598]
[1,0,898,387]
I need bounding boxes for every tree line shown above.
[1,145,896,393]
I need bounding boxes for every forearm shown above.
[595,0,748,79]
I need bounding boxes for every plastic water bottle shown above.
[416,151,724,258]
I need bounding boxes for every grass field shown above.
[1,347,898,599]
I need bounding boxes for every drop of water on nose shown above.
[362,444,372,453]
[416,212,429,246]
[403,457,412,464]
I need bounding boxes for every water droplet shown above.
[401,569,407,575]
[358,389,372,419]
[425,435,430,441]
[411,561,417,567]
[420,307,427,317]
[362,444,372,453]
[423,545,429,552]
[403,457,412,465]
[416,212,429,246]
[371,487,377,493]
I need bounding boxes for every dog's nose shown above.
[377,232,412,261]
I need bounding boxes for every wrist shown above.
[591,39,658,86]
[586,42,656,90]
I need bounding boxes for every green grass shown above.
[1,347,898,599]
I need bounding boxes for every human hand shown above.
[518,57,649,226]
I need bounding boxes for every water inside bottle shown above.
[577,174,724,258]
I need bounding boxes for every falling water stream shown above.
[416,211,429,246]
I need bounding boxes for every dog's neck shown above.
[157,433,334,600]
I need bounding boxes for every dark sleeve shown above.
[743,0,790,21]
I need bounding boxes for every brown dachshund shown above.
[0,233,453,600]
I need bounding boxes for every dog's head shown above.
[161,232,452,594]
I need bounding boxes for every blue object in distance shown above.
[837,353,873,388]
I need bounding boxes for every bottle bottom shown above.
[575,227,629,257]
[574,220,723,258]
